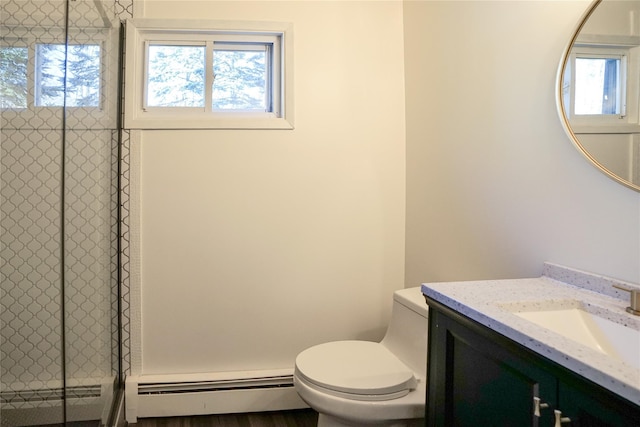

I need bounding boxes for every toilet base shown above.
[294,372,425,427]
[317,413,424,427]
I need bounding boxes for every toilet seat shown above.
[294,340,417,402]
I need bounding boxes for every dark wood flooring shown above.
[132,409,318,427]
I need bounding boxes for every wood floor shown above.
[132,409,318,427]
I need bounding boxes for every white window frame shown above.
[564,40,640,133]
[124,19,294,130]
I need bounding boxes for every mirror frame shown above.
[556,0,640,192]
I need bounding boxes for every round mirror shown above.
[557,0,640,192]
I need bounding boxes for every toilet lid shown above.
[295,340,417,399]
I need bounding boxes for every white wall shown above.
[135,0,640,379]
[404,1,640,285]
[581,0,640,35]
[136,1,406,375]
[579,134,634,182]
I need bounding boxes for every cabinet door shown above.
[427,306,557,427]
[558,379,640,427]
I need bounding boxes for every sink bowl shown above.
[504,300,640,370]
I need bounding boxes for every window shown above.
[0,46,27,108]
[125,19,293,129]
[37,43,101,107]
[1,28,114,128]
[562,45,640,129]
[1,43,101,108]
[211,43,269,111]
[574,55,623,115]
[146,44,205,108]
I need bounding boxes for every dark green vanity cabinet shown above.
[425,298,640,427]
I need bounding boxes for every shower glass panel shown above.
[63,0,121,424]
[0,1,123,425]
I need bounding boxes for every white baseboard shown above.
[125,369,308,423]
[0,396,106,426]
[0,382,113,426]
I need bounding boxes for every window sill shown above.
[124,113,294,130]
[571,123,640,134]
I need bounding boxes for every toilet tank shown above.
[380,287,429,378]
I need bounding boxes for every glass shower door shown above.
[0,0,123,425]
[1,1,69,424]
[62,0,122,423]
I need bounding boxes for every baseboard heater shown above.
[1,383,111,426]
[1,384,102,403]
[125,369,308,423]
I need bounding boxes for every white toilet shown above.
[293,287,428,427]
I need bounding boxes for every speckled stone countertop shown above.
[421,262,640,406]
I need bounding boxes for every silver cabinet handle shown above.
[554,409,571,427]
[533,396,549,417]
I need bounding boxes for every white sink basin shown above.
[505,300,640,370]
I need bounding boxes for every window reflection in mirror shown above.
[575,56,623,115]
[563,46,629,121]
[558,0,640,190]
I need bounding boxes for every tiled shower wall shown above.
[1,128,66,391]
[0,0,133,420]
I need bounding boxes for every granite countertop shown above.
[420,263,640,406]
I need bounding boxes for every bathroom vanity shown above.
[421,263,640,427]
